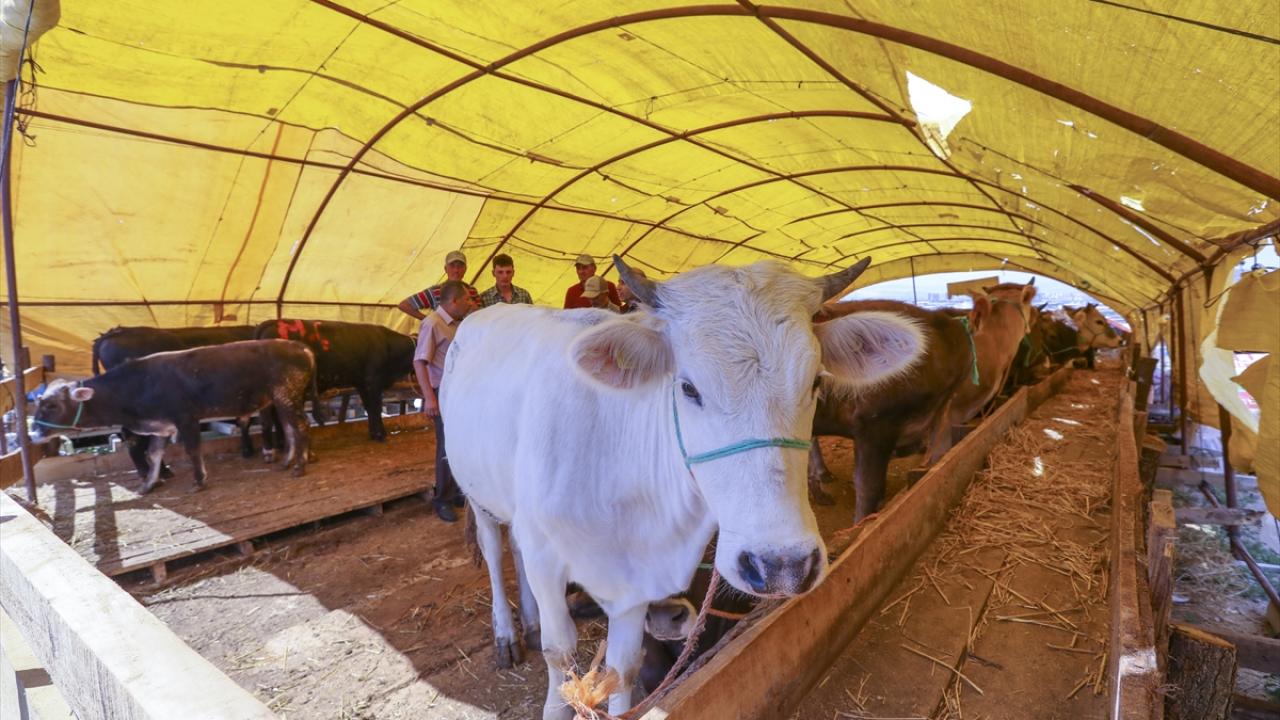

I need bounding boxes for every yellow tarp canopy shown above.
[2,2,1279,503]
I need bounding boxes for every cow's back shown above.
[128,340,315,416]
[441,305,619,521]
[255,319,413,391]
[94,325,256,373]
[814,300,969,443]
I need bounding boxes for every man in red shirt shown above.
[563,254,621,309]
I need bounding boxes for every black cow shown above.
[93,325,257,374]
[33,340,316,494]
[254,319,415,443]
[93,325,259,470]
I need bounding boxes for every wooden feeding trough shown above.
[634,364,1175,720]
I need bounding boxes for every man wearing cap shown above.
[581,276,621,313]
[563,254,621,309]
[478,253,534,308]
[398,249,481,320]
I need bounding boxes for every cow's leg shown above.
[922,398,955,466]
[359,384,386,442]
[139,435,169,494]
[510,534,541,651]
[275,400,309,477]
[237,416,255,458]
[852,425,898,522]
[125,429,173,480]
[178,421,207,491]
[806,441,836,506]
[603,603,648,715]
[259,406,277,463]
[520,542,576,720]
[474,510,522,668]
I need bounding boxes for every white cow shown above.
[440,256,924,718]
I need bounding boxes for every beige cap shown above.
[444,250,467,266]
[575,253,595,267]
[581,275,608,298]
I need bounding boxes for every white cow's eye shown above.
[681,381,702,407]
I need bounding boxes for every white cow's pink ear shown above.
[817,311,925,390]
[569,319,672,390]
[70,386,95,402]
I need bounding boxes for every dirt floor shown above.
[33,417,898,718]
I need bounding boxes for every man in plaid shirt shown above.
[398,249,480,320]
[478,253,533,307]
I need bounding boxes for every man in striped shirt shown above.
[398,249,481,320]
[478,253,533,307]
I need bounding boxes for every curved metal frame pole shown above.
[2,78,37,502]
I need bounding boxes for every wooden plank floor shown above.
[794,370,1120,720]
[5,414,433,580]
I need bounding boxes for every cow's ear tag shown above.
[71,386,95,402]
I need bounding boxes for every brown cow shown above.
[809,281,1035,520]
[808,301,973,519]
[947,281,1037,426]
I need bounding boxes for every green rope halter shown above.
[671,383,811,469]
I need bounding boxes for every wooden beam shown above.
[0,365,43,416]
[1165,625,1236,720]
[1175,506,1264,526]
[648,383,1038,719]
[1148,489,1176,672]
[1108,383,1162,720]
[1185,625,1280,674]
[0,493,275,720]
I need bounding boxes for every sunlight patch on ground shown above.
[1043,428,1065,441]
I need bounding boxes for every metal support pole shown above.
[1218,404,1240,548]
[1174,286,1190,454]
[1,78,37,502]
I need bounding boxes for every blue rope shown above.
[671,383,811,469]
[957,317,980,385]
[32,399,84,431]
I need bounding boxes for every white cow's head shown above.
[569,257,925,598]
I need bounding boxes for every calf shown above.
[809,301,973,519]
[92,325,259,473]
[254,319,415,443]
[442,256,925,718]
[639,561,754,696]
[33,340,316,494]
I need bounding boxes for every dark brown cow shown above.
[92,325,260,474]
[33,340,316,494]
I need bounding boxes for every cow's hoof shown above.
[306,451,318,462]
[191,483,206,493]
[809,485,836,506]
[240,447,254,459]
[160,466,175,480]
[139,480,162,495]
[262,451,276,463]
[494,636,523,669]
[524,627,542,652]
[370,434,386,443]
[291,466,306,478]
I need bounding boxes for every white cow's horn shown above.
[819,257,872,302]
[613,255,661,309]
